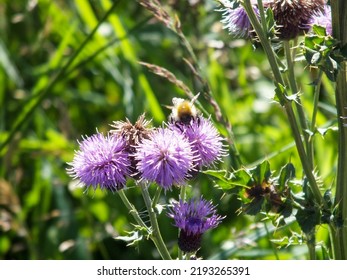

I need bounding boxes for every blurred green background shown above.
[0,0,337,259]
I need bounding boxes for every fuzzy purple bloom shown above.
[134,128,194,190]
[170,117,226,168]
[220,5,258,38]
[168,198,224,252]
[169,198,224,235]
[309,5,332,36]
[67,133,130,191]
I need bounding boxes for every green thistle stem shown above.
[243,0,323,207]
[244,0,334,259]
[140,184,172,260]
[310,70,323,133]
[306,231,316,260]
[331,0,347,259]
[177,185,187,260]
[283,41,312,168]
[118,189,148,229]
[152,186,162,209]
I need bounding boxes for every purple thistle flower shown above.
[168,198,224,253]
[309,5,332,36]
[220,5,258,38]
[134,128,194,190]
[67,133,130,191]
[170,117,226,169]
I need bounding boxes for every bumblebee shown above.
[169,93,200,125]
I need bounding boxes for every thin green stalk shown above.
[256,0,267,33]
[140,184,172,260]
[243,0,324,207]
[118,189,148,229]
[152,186,162,209]
[177,185,187,260]
[328,225,340,259]
[264,222,279,260]
[0,0,121,154]
[310,71,323,132]
[333,61,347,259]
[307,238,316,260]
[283,41,312,168]
[331,0,347,260]
[179,185,187,201]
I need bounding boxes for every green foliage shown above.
[302,25,344,81]
[0,0,340,260]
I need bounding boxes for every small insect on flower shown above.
[169,93,200,125]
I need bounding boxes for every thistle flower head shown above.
[67,133,130,191]
[110,114,153,148]
[220,4,258,38]
[170,116,226,169]
[168,198,224,252]
[134,128,195,190]
[308,4,332,36]
[110,114,153,178]
[268,0,325,40]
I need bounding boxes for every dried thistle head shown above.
[110,114,153,178]
[111,114,153,149]
[267,0,325,40]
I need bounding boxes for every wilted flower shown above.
[220,3,258,38]
[110,114,153,147]
[134,128,195,190]
[170,116,226,169]
[268,0,325,40]
[110,114,153,178]
[308,5,332,36]
[67,133,130,191]
[168,198,224,253]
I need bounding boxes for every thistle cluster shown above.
[67,98,226,255]
[220,0,331,40]
[67,105,226,192]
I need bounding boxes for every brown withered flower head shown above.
[245,179,285,213]
[267,0,325,40]
[110,114,153,179]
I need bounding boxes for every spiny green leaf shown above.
[312,25,327,36]
[278,163,295,191]
[204,169,246,193]
[250,160,271,184]
[271,232,304,248]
